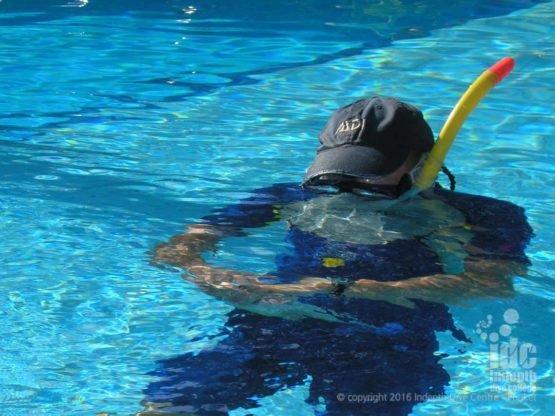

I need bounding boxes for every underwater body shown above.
[145,184,531,415]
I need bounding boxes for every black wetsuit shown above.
[144,184,532,415]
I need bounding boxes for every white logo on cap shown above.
[335,118,363,135]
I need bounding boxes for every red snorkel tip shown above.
[488,57,515,84]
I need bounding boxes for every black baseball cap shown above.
[303,96,435,186]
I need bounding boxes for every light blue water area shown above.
[0,1,554,415]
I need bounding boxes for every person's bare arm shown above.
[153,224,334,306]
[154,226,527,308]
[154,224,224,270]
[343,255,527,307]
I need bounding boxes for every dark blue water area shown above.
[0,0,548,42]
[0,0,549,120]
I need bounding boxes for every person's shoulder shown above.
[432,187,523,210]
[248,182,318,203]
[432,187,531,231]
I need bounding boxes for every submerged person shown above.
[143,97,532,415]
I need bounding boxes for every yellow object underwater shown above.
[322,257,345,268]
[414,57,515,191]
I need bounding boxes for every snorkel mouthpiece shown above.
[413,57,515,192]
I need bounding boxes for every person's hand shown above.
[182,268,354,321]
[182,267,272,305]
[183,267,333,306]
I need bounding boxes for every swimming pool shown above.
[1,0,553,415]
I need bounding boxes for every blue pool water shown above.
[1,1,554,415]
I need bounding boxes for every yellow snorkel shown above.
[412,57,515,192]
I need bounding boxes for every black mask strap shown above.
[441,165,456,191]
